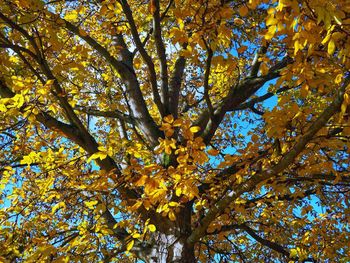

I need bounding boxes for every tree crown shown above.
[0,0,350,262]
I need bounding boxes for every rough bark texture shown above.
[145,234,195,263]
[1,2,349,262]
[137,205,195,262]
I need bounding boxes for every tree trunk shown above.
[143,233,195,263]
[138,206,195,262]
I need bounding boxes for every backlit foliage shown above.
[0,0,350,262]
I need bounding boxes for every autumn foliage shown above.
[0,0,350,262]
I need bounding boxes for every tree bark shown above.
[138,205,195,263]
[142,233,195,263]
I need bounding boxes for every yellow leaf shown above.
[20,152,39,165]
[84,200,98,209]
[126,239,134,251]
[64,10,79,22]
[267,7,275,15]
[163,115,174,123]
[45,79,55,87]
[148,224,156,232]
[333,15,342,25]
[175,187,182,196]
[130,200,143,211]
[190,126,201,133]
[48,104,58,114]
[132,233,141,238]
[290,248,298,258]
[52,201,66,214]
[294,40,303,55]
[135,175,148,187]
[9,56,20,64]
[335,74,343,84]
[173,119,182,127]
[344,93,350,105]
[321,33,331,45]
[266,17,277,26]
[327,39,335,55]
[265,25,276,40]
[168,210,176,221]
[169,201,178,207]
[341,102,347,115]
[0,104,7,112]
[87,152,108,163]
[177,154,188,163]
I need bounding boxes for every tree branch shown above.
[241,223,317,262]
[203,44,214,117]
[249,44,269,78]
[196,56,294,144]
[119,0,165,117]
[0,78,131,241]
[152,0,169,110]
[239,223,289,257]
[235,85,293,111]
[57,13,162,146]
[187,74,350,245]
[75,105,136,125]
[169,56,186,118]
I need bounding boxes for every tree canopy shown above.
[0,0,350,262]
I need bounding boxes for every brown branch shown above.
[249,44,269,78]
[0,11,41,56]
[187,74,350,245]
[241,223,317,262]
[203,43,214,117]
[0,11,86,133]
[196,56,294,144]
[239,223,289,257]
[169,56,186,118]
[75,105,136,125]
[235,85,293,111]
[58,13,162,146]
[0,78,130,241]
[119,0,165,117]
[152,0,169,110]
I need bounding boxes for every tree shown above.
[0,0,349,262]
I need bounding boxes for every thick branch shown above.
[59,14,162,146]
[0,11,41,57]
[169,56,186,118]
[75,105,136,125]
[280,173,350,185]
[0,79,130,241]
[203,46,214,117]
[249,44,269,77]
[120,0,165,117]
[187,74,350,245]
[152,0,169,109]
[235,85,292,111]
[196,56,294,144]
